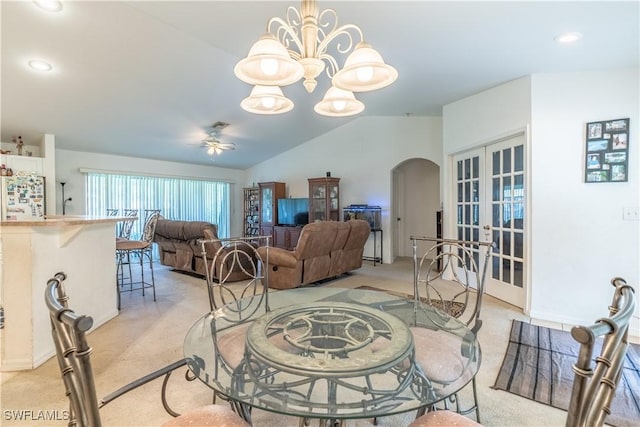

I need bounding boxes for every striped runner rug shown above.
[493,320,640,427]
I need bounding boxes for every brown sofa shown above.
[153,219,253,282]
[257,219,371,289]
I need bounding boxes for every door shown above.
[453,133,526,308]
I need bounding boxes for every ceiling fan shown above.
[202,121,235,158]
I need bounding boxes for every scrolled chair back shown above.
[411,236,493,331]
[45,272,101,427]
[565,277,636,427]
[141,210,161,243]
[118,209,139,239]
[199,235,270,319]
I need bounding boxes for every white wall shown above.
[529,68,639,331]
[55,149,247,236]
[443,69,639,335]
[246,116,443,263]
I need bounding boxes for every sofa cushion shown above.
[295,221,338,259]
[154,219,217,241]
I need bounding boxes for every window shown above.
[85,172,231,239]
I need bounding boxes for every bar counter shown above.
[0,216,122,371]
[0,215,128,227]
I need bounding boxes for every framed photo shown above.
[584,118,629,183]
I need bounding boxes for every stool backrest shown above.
[141,210,161,243]
[119,209,138,239]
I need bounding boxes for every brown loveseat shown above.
[153,219,253,282]
[257,219,371,289]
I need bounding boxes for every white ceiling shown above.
[2,1,638,169]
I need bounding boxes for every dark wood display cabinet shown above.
[308,177,340,222]
[258,182,286,244]
[273,226,302,250]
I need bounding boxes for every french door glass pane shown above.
[514,145,524,172]
[503,148,512,173]
[493,151,500,175]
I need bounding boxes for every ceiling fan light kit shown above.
[202,122,235,159]
[235,0,397,117]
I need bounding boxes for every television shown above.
[277,198,309,226]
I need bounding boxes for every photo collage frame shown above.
[585,118,629,183]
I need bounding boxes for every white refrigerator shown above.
[1,175,46,220]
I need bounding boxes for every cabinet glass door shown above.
[329,183,339,220]
[261,187,273,224]
[311,183,326,220]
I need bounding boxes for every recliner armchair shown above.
[154,219,256,282]
[257,219,370,289]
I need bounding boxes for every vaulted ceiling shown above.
[2,1,638,169]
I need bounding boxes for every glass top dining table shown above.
[183,287,480,422]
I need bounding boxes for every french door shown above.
[453,133,526,308]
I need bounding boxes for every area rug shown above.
[493,320,640,427]
[355,285,466,317]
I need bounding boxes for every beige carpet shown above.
[0,258,569,426]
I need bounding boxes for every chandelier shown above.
[234,0,397,117]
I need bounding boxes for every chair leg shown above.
[471,377,480,422]
[145,248,156,301]
[139,249,145,297]
[455,377,480,422]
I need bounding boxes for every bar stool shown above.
[115,210,159,309]
[115,209,138,288]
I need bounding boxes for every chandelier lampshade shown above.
[234,34,304,87]
[332,42,398,92]
[240,85,294,114]
[314,87,364,117]
[235,0,397,116]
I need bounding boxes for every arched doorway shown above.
[391,158,440,260]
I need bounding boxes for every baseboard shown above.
[529,309,640,343]
[0,357,36,372]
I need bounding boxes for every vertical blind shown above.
[85,172,231,239]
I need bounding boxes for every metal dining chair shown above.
[45,272,249,427]
[409,236,493,423]
[565,277,636,427]
[198,235,270,418]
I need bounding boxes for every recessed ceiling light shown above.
[555,32,583,44]
[28,59,53,72]
[33,0,63,12]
